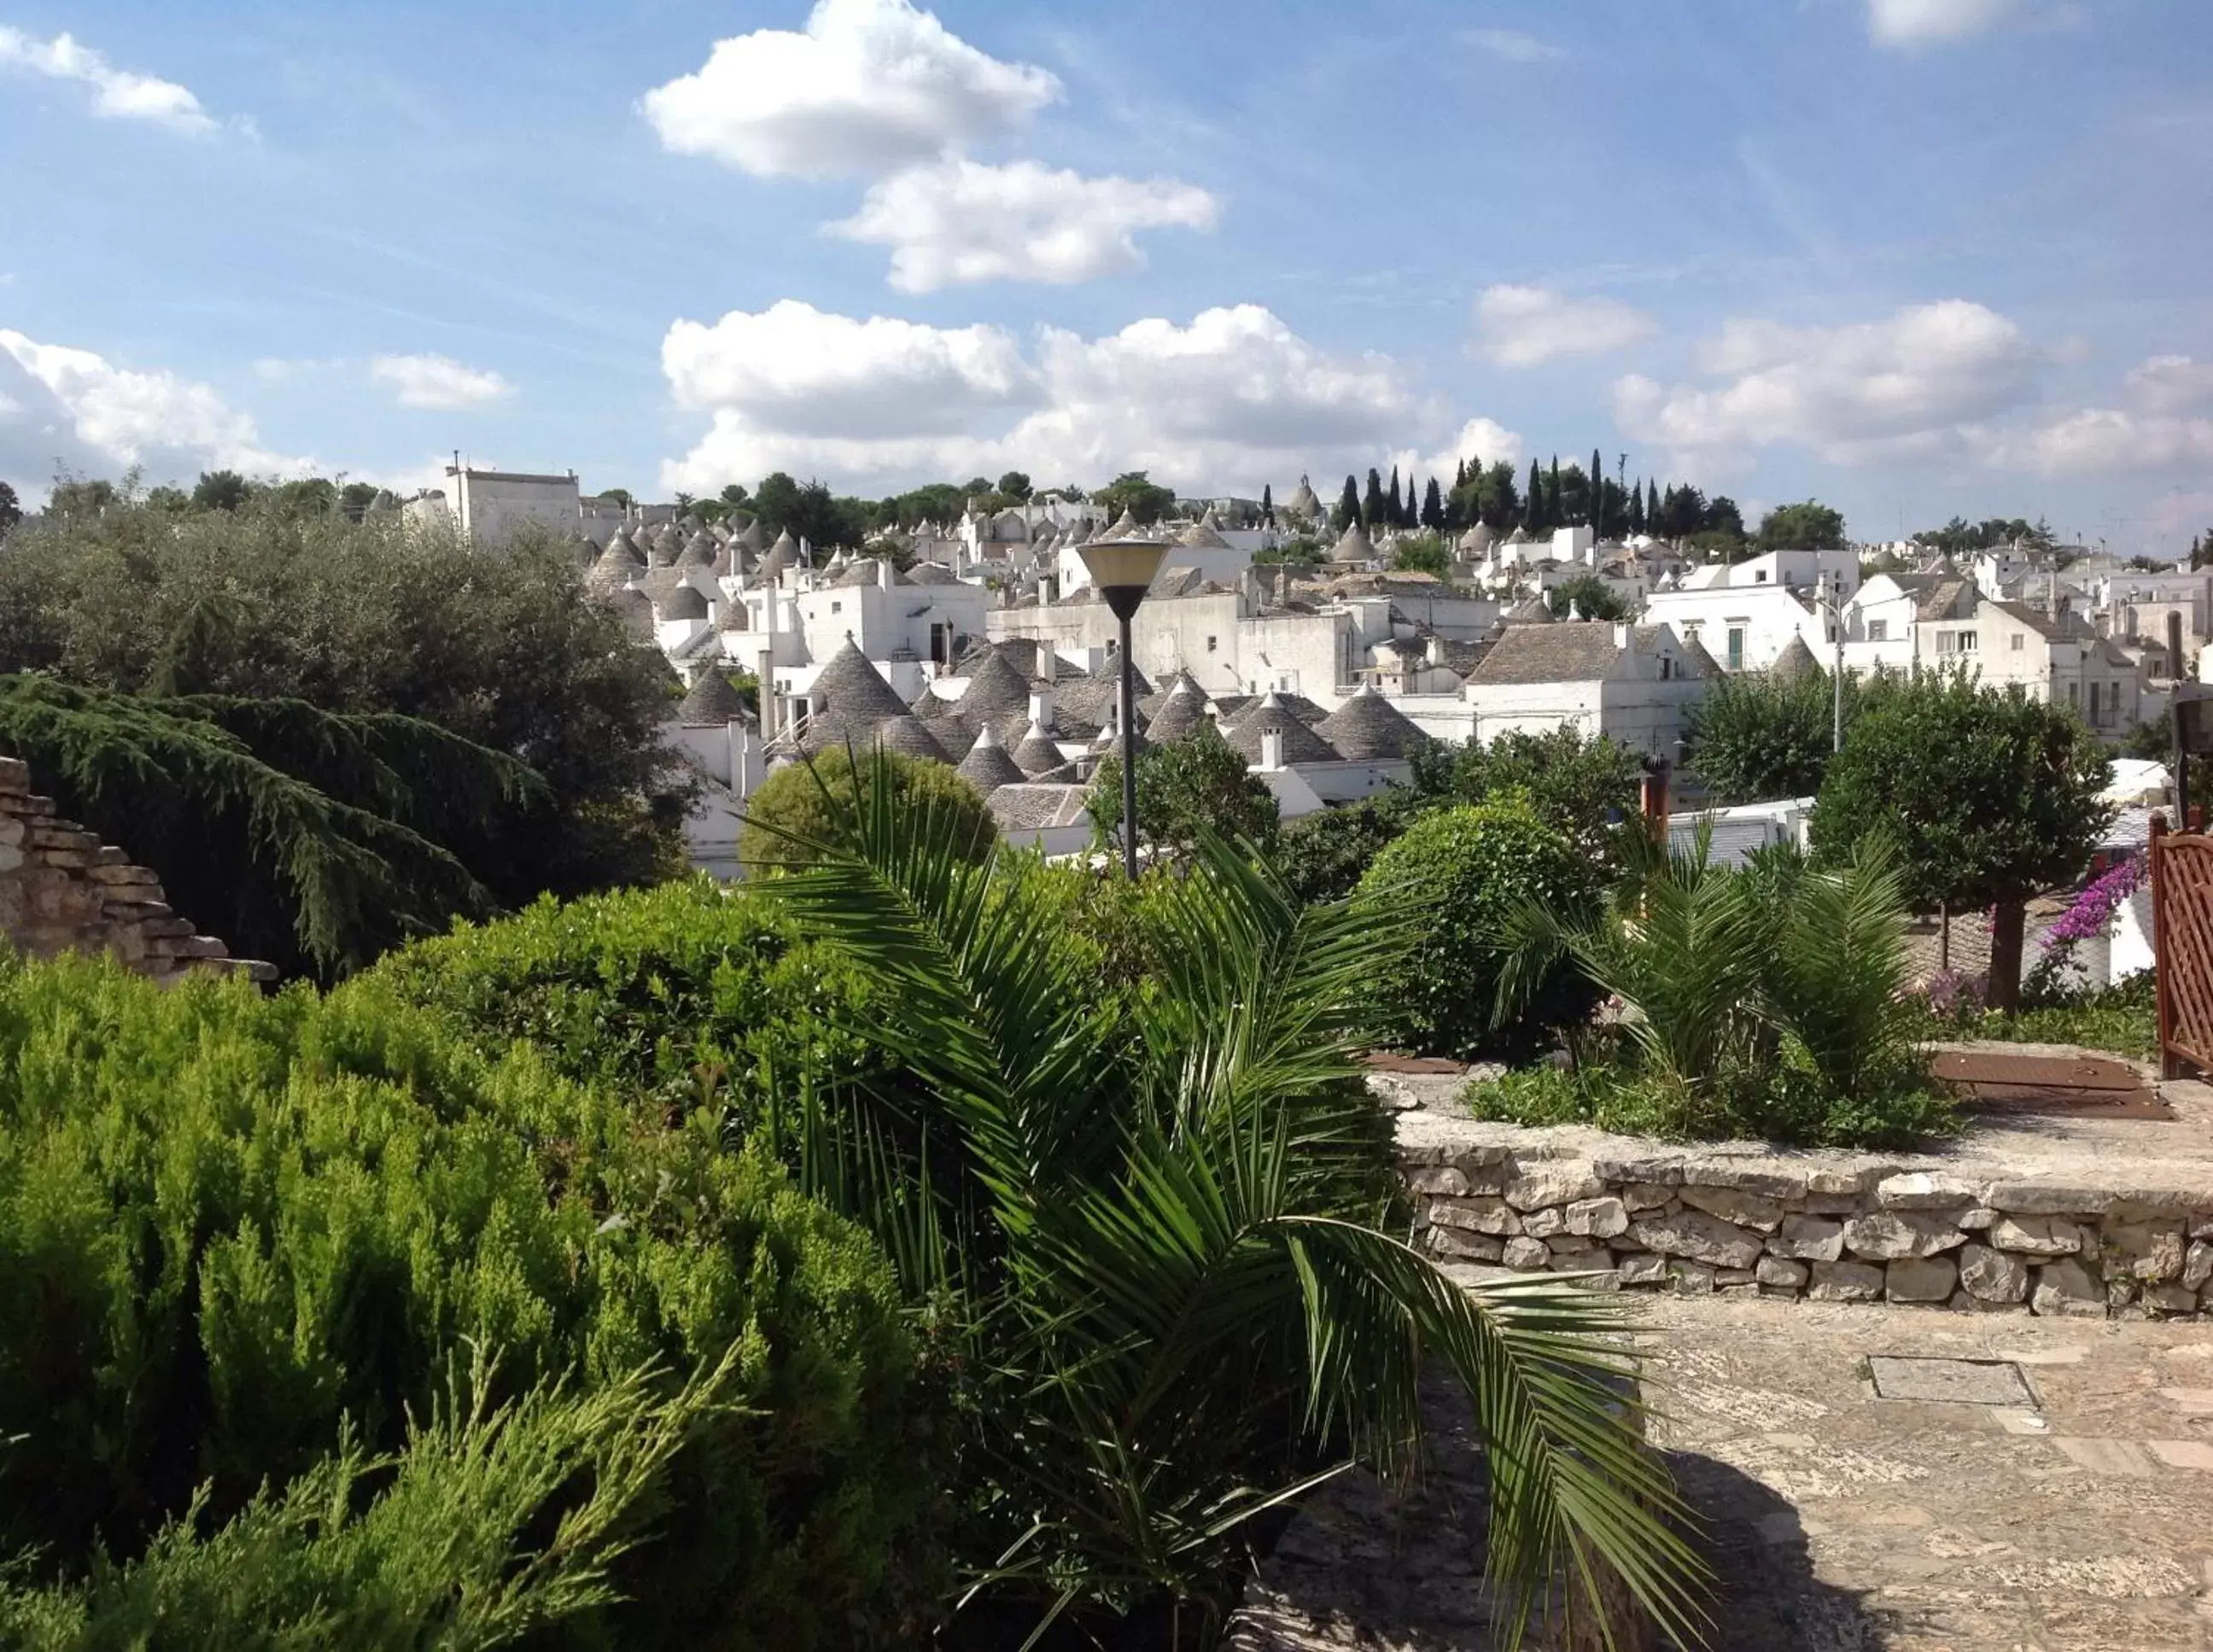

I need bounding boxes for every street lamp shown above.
[1077,536,1169,877]
[1815,571,1847,752]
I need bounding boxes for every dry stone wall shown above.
[0,756,272,983]
[1397,1106,2213,1320]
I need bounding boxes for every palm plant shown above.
[748,750,1708,1648]
[1757,837,1914,1100]
[1495,824,1767,1112]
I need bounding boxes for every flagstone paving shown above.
[1646,1290,2213,1649]
[1231,1291,2213,1649]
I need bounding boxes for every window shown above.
[2065,680,2078,706]
[1726,626,1745,670]
[1938,630,1978,655]
[1206,635,1217,652]
[830,600,843,614]
[2011,633,2023,651]
[1867,619,1888,642]
[1755,569,1768,583]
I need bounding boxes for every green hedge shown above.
[365,876,885,1116]
[0,951,934,1649]
[1357,798,1599,1058]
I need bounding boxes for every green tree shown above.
[337,481,382,521]
[48,476,116,520]
[1810,673,2111,1008]
[1420,476,1445,530]
[1363,467,1386,526]
[750,472,867,547]
[1544,571,1630,622]
[1387,532,1451,578]
[1407,725,1642,863]
[1645,479,1660,534]
[1627,476,1645,535]
[192,470,255,512]
[1270,799,1414,903]
[1260,482,1274,525]
[1334,474,1361,531]
[1090,470,1177,525]
[0,480,19,537]
[996,470,1032,501]
[0,498,690,937]
[742,744,995,870]
[1688,667,1871,803]
[1525,458,1545,531]
[1087,723,1280,859]
[1386,464,1403,527]
[1590,447,1605,531]
[1756,499,1848,550]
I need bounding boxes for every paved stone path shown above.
[1233,1292,2213,1649]
[1650,1291,2213,1649]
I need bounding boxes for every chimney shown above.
[1036,640,1056,685]
[877,555,893,591]
[1426,634,1444,667]
[1029,687,1055,731]
[1613,622,1633,650]
[1260,727,1284,770]
[1038,576,1050,609]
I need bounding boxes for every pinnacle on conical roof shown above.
[1102,507,1140,540]
[1009,719,1066,776]
[955,721,1025,793]
[1287,474,1322,516]
[1142,676,1209,743]
[608,526,645,565]
[757,527,799,576]
[1332,521,1375,561]
[1315,683,1423,760]
[678,668,749,725]
[1769,633,1823,683]
[1224,691,1340,767]
[732,517,768,552]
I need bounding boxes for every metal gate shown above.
[2150,810,2213,1078]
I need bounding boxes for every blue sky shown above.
[3,0,2210,550]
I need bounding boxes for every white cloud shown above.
[1409,417,1525,483]
[659,301,1445,498]
[2124,354,2213,417]
[1474,284,1655,368]
[368,353,514,410]
[639,0,1058,179]
[1612,299,2038,467]
[0,330,312,497]
[1976,408,2213,476]
[832,158,1218,291]
[0,26,220,135]
[1463,28,1563,63]
[662,300,1038,435]
[1866,0,2022,47]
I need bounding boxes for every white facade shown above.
[1643,583,1823,673]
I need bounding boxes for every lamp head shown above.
[1078,539,1169,620]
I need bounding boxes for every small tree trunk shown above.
[1988,898,2027,1012]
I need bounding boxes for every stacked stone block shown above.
[1404,1141,2213,1321]
[0,756,273,983]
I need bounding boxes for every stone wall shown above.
[1395,1102,2213,1321]
[0,756,272,983]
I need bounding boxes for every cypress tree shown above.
[1454,457,1468,490]
[1526,458,1545,532]
[1549,456,1562,528]
[1422,476,1445,531]
[1387,464,1402,528]
[1336,475,1361,530]
[1591,447,1604,533]
[1648,479,1661,534]
[1628,476,1645,535]
[1363,468,1385,527]
[1261,482,1274,526]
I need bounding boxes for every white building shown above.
[1643,581,1824,674]
[1461,621,1711,756]
[402,464,628,548]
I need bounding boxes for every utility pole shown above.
[1820,571,1845,751]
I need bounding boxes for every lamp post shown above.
[1077,537,1169,877]
[1816,570,1846,752]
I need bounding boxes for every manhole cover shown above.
[1868,1356,2032,1405]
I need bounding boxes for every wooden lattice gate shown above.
[2150,810,2213,1078]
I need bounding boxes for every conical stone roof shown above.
[657,582,709,622]
[1288,475,1322,517]
[871,711,948,763]
[802,641,910,741]
[758,528,799,577]
[1332,522,1375,562]
[1142,677,1209,743]
[1177,511,1232,551]
[955,649,1036,729]
[678,668,750,725]
[955,721,1025,793]
[678,530,721,569]
[1010,720,1066,777]
[1224,692,1340,767]
[914,692,977,762]
[648,523,683,565]
[607,526,645,565]
[731,517,768,552]
[1315,684,1423,760]
[586,539,641,594]
[1102,507,1140,540]
[600,584,655,645]
[1769,633,1822,683]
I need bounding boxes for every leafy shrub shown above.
[1912,968,2157,1061]
[1358,799,1598,1058]
[742,744,995,870]
[0,1351,731,1651]
[1404,726,1642,863]
[1270,798,1416,903]
[1088,723,1280,861]
[366,877,883,1116]
[0,953,933,1649]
